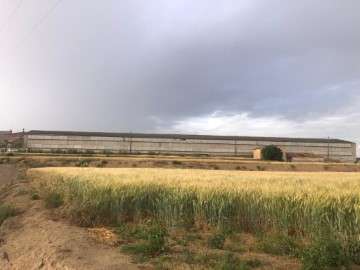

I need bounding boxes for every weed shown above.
[183,251,196,264]
[147,224,168,255]
[197,252,249,269]
[299,237,358,270]
[0,158,9,163]
[15,189,28,196]
[172,160,182,165]
[67,149,79,155]
[75,160,90,167]
[30,187,40,200]
[97,160,108,168]
[0,205,17,225]
[260,234,297,256]
[217,252,249,270]
[102,150,112,156]
[208,231,226,249]
[5,152,15,156]
[116,224,147,241]
[51,149,66,154]
[185,232,202,241]
[154,161,168,166]
[122,243,151,263]
[43,190,64,208]
[122,223,168,260]
[211,165,220,170]
[245,259,262,268]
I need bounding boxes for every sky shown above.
[0,0,359,154]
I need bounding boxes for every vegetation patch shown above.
[261,145,283,161]
[0,204,17,225]
[172,160,182,165]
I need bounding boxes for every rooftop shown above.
[26,130,355,144]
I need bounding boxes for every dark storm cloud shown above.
[0,0,359,142]
[139,0,360,121]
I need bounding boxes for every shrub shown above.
[102,150,112,156]
[261,145,283,161]
[67,149,79,155]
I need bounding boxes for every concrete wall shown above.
[253,149,262,159]
[0,131,10,147]
[24,134,357,163]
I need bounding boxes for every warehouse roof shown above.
[26,130,355,144]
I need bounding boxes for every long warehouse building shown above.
[24,130,357,163]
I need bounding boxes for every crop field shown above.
[29,167,360,268]
[30,168,360,235]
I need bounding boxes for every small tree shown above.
[261,145,283,161]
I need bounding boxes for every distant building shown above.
[0,130,11,147]
[23,130,357,163]
[286,153,325,163]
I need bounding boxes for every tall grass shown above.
[29,168,360,238]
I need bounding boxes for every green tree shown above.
[261,145,283,161]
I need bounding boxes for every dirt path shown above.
[0,165,19,187]
[0,165,139,270]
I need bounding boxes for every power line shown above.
[0,0,62,65]
[0,0,24,35]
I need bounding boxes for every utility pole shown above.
[234,140,237,157]
[327,136,330,160]
[22,128,25,150]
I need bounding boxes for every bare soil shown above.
[0,165,138,270]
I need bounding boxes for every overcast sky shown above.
[0,0,359,153]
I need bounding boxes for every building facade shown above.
[24,130,357,163]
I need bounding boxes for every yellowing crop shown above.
[29,167,360,240]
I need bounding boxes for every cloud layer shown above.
[0,0,359,154]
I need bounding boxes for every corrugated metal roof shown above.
[26,130,355,144]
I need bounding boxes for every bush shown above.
[261,145,283,161]
[67,149,79,154]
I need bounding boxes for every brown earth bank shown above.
[1,154,360,172]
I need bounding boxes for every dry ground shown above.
[0,165,139,270]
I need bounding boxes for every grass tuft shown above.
[0,205,17,225]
